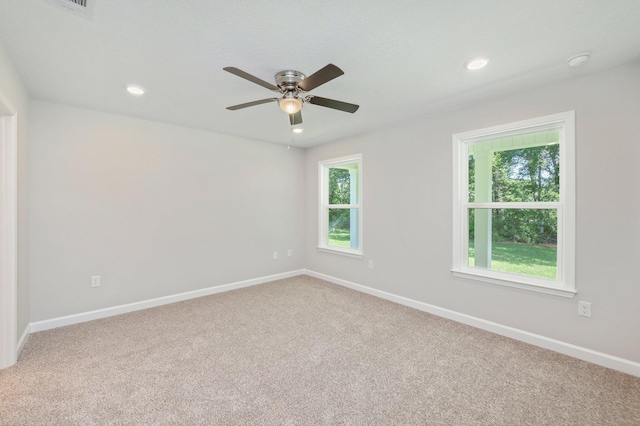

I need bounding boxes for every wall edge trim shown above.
[16,324,30,358]
[304,269,640,377]
[30,270,305,333]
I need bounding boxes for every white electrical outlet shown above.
[368,260,374,270]
[287,249,292,257]
[273,251,278,259]
[91,275,101,288]
[578,301,592,317]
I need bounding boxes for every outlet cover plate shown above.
[578,301,592,317]
[91,275,101,287]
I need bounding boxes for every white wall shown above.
[0,42,29,341]
[28,101,305,321]
[305,61,640,363]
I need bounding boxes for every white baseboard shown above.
[17,324,30,358]
[24,268,639,377]
[30,270,305,333]
[304,269,640,378]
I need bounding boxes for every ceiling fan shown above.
[223,64,359,126]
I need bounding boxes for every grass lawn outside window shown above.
[468,241,557,279]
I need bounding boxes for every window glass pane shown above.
[468,155,476,202]
[468,131,560,203]
[492,144,560,202]
[328,208,359,249]
[329,164,359,204]
[468,208,557,279]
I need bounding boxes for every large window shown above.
[318,154,362,256]
[452,112,575,297]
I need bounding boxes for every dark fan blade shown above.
[309,96,359,113]
[289,111,303,125]
[226,98,278,110]
[223,67,279,91]
[298,64,344,92]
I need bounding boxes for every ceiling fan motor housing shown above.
[275,70,306,92]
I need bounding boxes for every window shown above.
[452,112,575,297]
[318,154,362,256]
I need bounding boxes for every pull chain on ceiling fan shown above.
[223,64,359,126]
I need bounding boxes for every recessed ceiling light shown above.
[567,53,590,68]
[464,56,490,70]
[292,128,304,134]
[126,85,145,95]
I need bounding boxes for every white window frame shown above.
[452,111,576,298]
[318,154,363,257]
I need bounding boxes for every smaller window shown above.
[318,154,362,256]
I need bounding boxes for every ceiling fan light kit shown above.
[224,64,359,126]
[279,92,303,114]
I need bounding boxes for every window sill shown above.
[317,246,363,259]
[451,268,576,298]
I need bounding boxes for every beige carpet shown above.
[1,275,639,425]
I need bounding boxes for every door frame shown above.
[0,91,18,369]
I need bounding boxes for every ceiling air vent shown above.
[49,0,95,17]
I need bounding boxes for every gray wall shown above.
[16,55,640,364]
[28,101,305,321]
[0,42,30,341]
[304,60,640,363]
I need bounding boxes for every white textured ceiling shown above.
[1,0,639,148]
